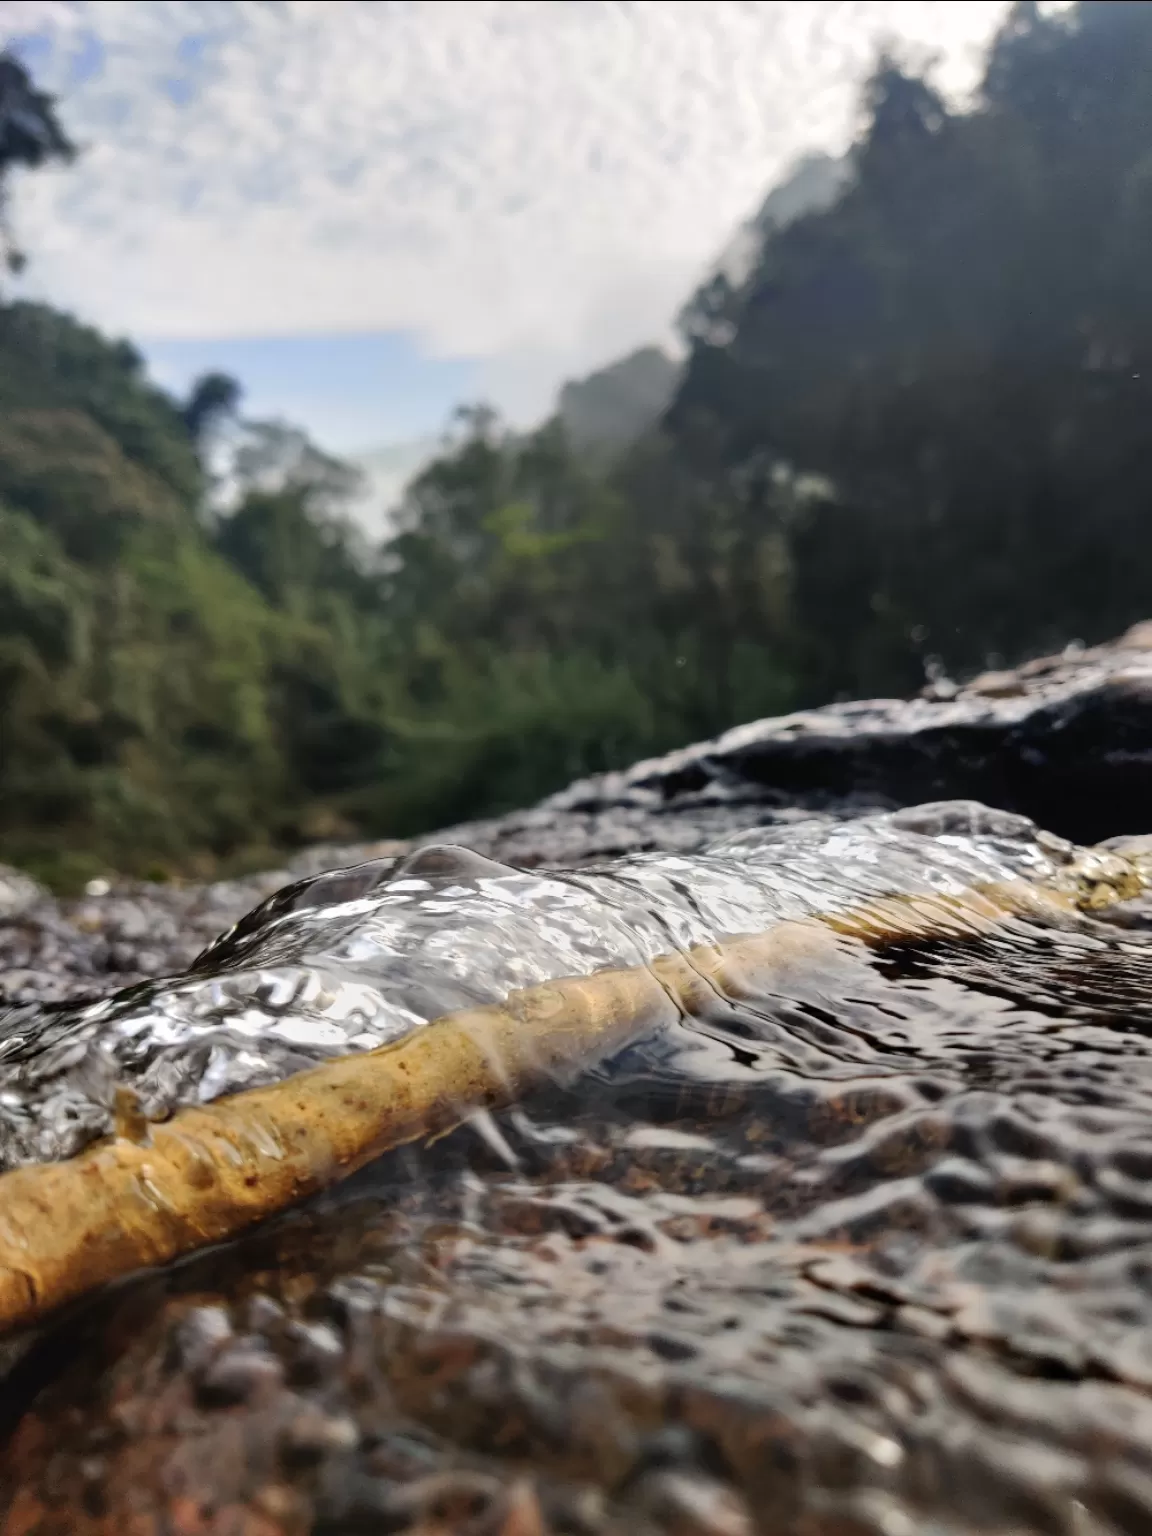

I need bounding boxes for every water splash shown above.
[0,801,1126,1170]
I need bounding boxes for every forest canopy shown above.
[1,2,1150,887]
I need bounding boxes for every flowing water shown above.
[4,800,1152,1535]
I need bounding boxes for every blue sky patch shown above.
[141,328,479,453]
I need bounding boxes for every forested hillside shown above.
[1,0,1151,887]
[671,0,1152,699]
[0,306,382,886]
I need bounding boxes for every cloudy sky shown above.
[0,0,1010,469]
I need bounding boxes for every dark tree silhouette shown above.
[182,371,243,445]
[0,51,75,272]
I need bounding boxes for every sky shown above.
[0,0,1011,480]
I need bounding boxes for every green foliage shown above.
[671,0,1152,685]
[358,649,664,836]
[0,305,287,882]
[0,485,288,881]
[5,3,1152,883]
[0,305,203,504]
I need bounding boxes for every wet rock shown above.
[196,1343,285,1408]
[278,1408,359,1468]
[7,629,1152,1532]
[0,869,294,1007]
[626,1471,754,1536]
[169,1305,233,1375]
[534,621,1152,850]
[0,867,45,922]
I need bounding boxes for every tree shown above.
[182,371,242,447]
[0,51,75,273]
[668,1,1152,691]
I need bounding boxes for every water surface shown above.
[4,800,1152,1535]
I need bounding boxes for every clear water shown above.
[0,801,1093,1169]
[5,799,1152,1535]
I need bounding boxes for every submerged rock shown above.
[0,804,1094,1173]
[6,832,1152,1533]
[5,631,1152,1533]
[0,868,46,924]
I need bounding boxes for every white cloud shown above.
[0,0,1010,422]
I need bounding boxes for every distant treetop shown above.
[0,50,76,274]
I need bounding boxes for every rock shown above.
[6,629,1152,1534]
[0,865,45,921]
[535,623,1152,848]
[0,868,295,1007]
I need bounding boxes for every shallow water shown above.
[5,800,1152,1533]
[0,800,1106,1169]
